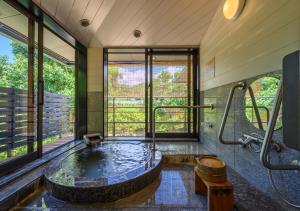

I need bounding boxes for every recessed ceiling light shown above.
[133,29,142,38]
[80,19,90,27]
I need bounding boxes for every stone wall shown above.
[87,48,104,134]
[199,71,300,209]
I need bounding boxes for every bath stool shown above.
[195,168,233,211]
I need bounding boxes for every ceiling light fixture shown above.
[133,29,142,38]
[223,0,246,20]
[80,19,90,27]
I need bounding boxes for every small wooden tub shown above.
[195,155,227,183]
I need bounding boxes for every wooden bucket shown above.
[195,155,227,183]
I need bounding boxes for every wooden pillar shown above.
[187,54,191,133]
[7,89,15,157]
[37,21,44,157]
[27,18,35,153]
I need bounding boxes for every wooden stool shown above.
[195,167,233,211]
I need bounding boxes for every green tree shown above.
[0,55,9,87]
[3,45,28,89]
[158,70,171,82]
[43,56,75,96]
[0,41,75,98]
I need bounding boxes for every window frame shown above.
[0,0,87,176]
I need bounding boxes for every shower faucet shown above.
[239,133,281,153]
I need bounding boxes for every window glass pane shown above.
[152,55,192,133]
[107,53,145,136]
[42,28,75,153]
[0,2,37,163]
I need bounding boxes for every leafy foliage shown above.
[245,76,282,130]
[0,41,75,97]
[107,64,191,136]
[0,40,75,161]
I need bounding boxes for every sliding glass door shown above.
[147,49,198,138]
[0,1,38,172]
[0,1,83,175]
[104,48,198,138]
[41,28,75,153]
[104,49,146,136]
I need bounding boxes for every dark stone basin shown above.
[44,142,162,203]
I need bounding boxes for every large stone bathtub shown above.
[44,142,162,203]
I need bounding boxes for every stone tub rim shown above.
[44,142,163,202]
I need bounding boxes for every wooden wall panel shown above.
[200,0,300,90]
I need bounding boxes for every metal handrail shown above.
[107,96,190,136]
[218,82,245,145]
[247,85,264,130]
[152,104,214,151]
[260,80,300,170]
[218,81,264,145]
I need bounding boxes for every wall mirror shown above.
[244,76,282,130]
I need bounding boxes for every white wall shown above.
[200,0,300,91]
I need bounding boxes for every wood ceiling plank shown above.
[134,0,193,46]
[110,0,150,46]
[126,0,182,46]
[164,0,220,45]
[152,0,206,45]
[71,0,106,44]
[64,0,91,45]
[66,0,90,25]
[55,0,75,24]
[97,0,134,45]
[82,0,103,23]
[41,0,59,15]
[30,0,222,46]
[116,0,164,46]
[102,0,146,45]
[90,0,116,32]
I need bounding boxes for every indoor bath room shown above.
[0,0,299,210]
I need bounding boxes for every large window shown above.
[107,50,145,136]
[0,1,82,174]
[104,49,198,138]
[42,28,75,152]
[0,1,37,165]
[152,55,194,134]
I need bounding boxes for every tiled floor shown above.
[12,164,208,211]
[8,142,286,211]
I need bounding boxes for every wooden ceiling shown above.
[32,0,221,47]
